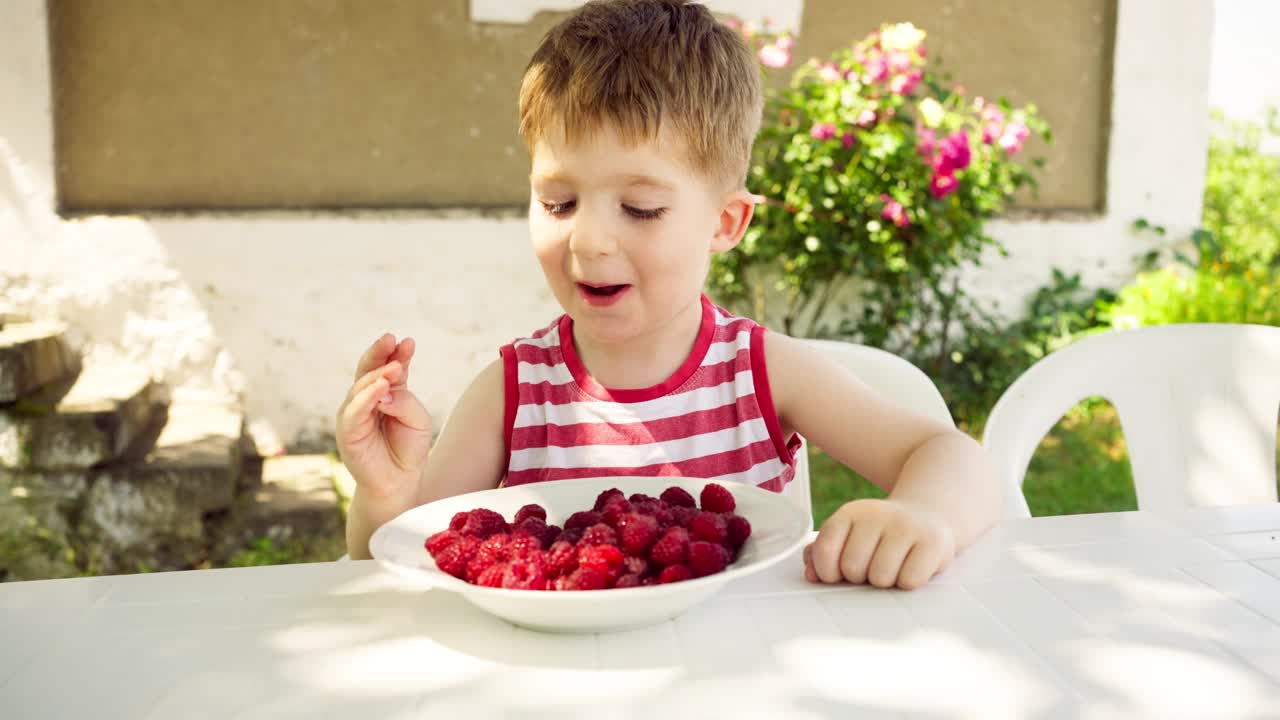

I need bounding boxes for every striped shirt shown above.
[499,295,800,493]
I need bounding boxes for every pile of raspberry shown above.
[424,482,751,591]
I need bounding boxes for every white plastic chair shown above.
[982,323,1280,514]
[791,339,958,527]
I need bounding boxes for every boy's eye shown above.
[624,205,667,221]
[540,200,576,217]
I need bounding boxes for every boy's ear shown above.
[710,190,758,253]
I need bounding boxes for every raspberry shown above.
[449,511,469,532]
[580,522,619,547]
[507,534,543,559]
[631,499,660,517]
[564,510,603,530]
[650,527,690,567]
[593,487,626,511]
[726,514,752,550]
[513,503,547,526]
[660,486,696,508]
[558,566,608,591]
[555,527,584,546]
[700,483,737,513]
[501,559,548,590]
[465,553,496,583]
[475,562,509,588]
[476,532,511,564]
[545,540,578,578]
[658,564,693,584]
[628,492,659,505]
[617,513,659,555]
[601,498,633,527]
[623,555,650,577]
[578,544,625,577]
[688,541,731,577]
[652,506,675,530]
[641,576,659,586]
[434,536,479,577]
[689,511,729,545]
[461,508,509,539]
[670,505,697,528]
[613,573,642,589]
[425,529,462,557]
[514,517,558,549]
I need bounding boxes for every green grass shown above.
[809,401,1280,527]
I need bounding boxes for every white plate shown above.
[369,476,812,633]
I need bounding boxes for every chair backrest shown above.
[982,323,1280,514]
[791,339,957,526]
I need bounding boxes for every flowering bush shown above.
[711,22,1050,350]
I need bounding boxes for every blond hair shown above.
[518,0,762,187]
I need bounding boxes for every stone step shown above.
[0,321,80,403]
[0,362,169,469]
[0,309,32,329]
[77,398,246,575]
[245,455,342,537]
[210,454,345,565]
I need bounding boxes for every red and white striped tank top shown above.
[498,295,800,493]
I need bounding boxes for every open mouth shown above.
[579,283,628,297]
[576,282,632,306]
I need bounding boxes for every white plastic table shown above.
[3,505,1279,719]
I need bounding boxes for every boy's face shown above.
[528,121,750,346]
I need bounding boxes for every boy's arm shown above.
[764,332,1000,588]
[345,358,507,559]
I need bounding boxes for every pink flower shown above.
[887,50,913,74]
[917,127,936,158]
[841,132,856,149]
[856,109,877,128]
[818,63,842,82]
[776,34,795,50]
[864,55,889,83]
[889,70,922,96]
[809,121,837,140]
[758,42,791,68]
[930,172,958,199]
[999,121,1031,155]
[880,196,910,227]
[934,130,972,173]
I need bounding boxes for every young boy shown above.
[337,0,1000,589]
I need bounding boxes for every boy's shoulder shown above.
[504,312,567,352]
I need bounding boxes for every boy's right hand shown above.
[336,334,433,502]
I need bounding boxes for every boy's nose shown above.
[567,212,618,257]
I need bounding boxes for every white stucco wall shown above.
[1209,0,1280,124]
[1,0,1216,444]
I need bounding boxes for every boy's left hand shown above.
[803,498,956,590]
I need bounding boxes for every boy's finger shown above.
[865,530,913,589]
[377,385,431,432]
[389,337,416,383]
[346,361,404,405]
[802,543,819,583]
[811,519,854,584]
[896,542,943,590]
[354,334,395,381]
[838,519,883,585]
[339,376,389,443]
